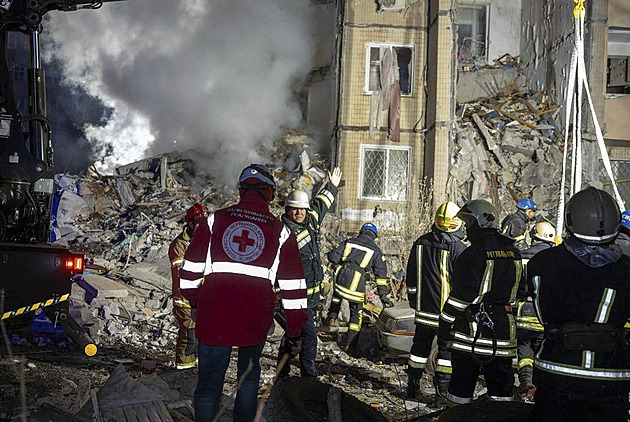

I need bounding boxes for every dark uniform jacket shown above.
[328,232,388,303]
[439,229,523,358]
[406,227,467,328]
[516,242,552,332]
[282,183,338,307]
[527,244,630,389]
[501,210,530,250]
[617,231,630,257]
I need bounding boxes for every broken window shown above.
[365,44,413,95]
[607,28,630,94]
[361,146,410,201]
[456,4,488,62]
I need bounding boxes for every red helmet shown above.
[185,204,208,224]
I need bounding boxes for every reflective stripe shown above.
[532,276,543,324]
[282,298,307,310]
[517,322,544,331]
[176,361,198,370]
[335,284,365,302]
[489,396,513,402]
[534,358,630,380]
[595,288,616,324]
[173,298,191,308]
[409,355,428,364]
[416,245,423,313]
[307,209,319,222]
[518,358,534,369]
[212,262,271,280]
[269,226,291,283]
[376,278,388,286]
[447,393,472,405]
[510,260,523,302]
[278,278,306,291]
[407,287,417,293]
[416,310,439,320]
[307,284,321,295]
[452,332,516,348]
[349,323,361,331]
[171,258,184,267]
[296,230,309,241]
[181,278,203,289]
[439,250,450,310]
[573,231,617,243]
[342,243,374,268]
[446,297,469,310]
[316,191,333,208]
[349,271,362,291]
[437,359,451,367]
[514,234,526,242]
[449,342,515,357]
[415,317,439,327]
[332,296,342,304]
[440,312,456,323]
[181,260,205,273]
[583,350,594,369]
[436,365,453,374]
[472,260,494,304]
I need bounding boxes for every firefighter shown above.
[616,210,630,256]
[501,198,537,250]
[168,203,208,370]
[527,187,630,422]
[327,223,392,351]
[179,164,307,422]
[405,202,468,406]
[438,199,523,406]
[278,166,342,378]
[515,221,555,394]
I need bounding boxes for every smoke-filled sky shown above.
[43,0,318,179]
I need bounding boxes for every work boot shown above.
[406,371,423,399]
[432,377,449,408]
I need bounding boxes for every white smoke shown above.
[43,0,318,178]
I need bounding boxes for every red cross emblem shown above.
[232,230,255,252]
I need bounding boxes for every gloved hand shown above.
[381,295,394,308]
[282,336,302,356]
[328,167,343,187]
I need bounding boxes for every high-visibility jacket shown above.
[406,228,467,328]
[328,232,388,303]
[282,183,338,307]
[527,243,630,384]
[501,210,530,250]
[439,229,523,358]
[515,241,551,332]
[169,227,192,308]
[180,192,308,346]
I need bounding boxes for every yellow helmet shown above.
[434,202,463,232]
[530,221,556,243]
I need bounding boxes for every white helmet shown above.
[285,190,310,209]
[531,221,556,243]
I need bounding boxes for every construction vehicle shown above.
[0,0,124,356]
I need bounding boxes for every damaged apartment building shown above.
[306,0,630,240]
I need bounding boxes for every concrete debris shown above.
[453,87,562,220]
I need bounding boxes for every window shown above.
[365,44,413,95]
[607,28,630,94]
[10,65,25,82]
[360,145,411,201]
[456,4,489,62]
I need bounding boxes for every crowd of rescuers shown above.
[169,162,630,422]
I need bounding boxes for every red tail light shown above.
[65,256,84,274]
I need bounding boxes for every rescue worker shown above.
[501,198,537,250]
[405,202,468,406]
[438,199,523,406]
[180,164,307,422]
[527,187,630,422]
[514,221,555,394]
[168,203,208,370]
[616,210,630,256]
[327,223,392,351]
[278,166,342,378]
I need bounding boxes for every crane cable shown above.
[556,0,624,238]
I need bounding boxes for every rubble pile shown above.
[452,88,563,220]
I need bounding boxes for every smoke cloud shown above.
[43,0,318,179]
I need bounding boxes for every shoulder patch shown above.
[222,221,266,263]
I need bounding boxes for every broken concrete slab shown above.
[78,274,129,299]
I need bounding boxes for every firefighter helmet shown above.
[285,190,310,209]
[565,187,620,245]
[622,210,630,231]
[360,223,378,237]
[530,221,556,243]
[456,199,499,230]
[517,198,537,211]
[186,203,208,224]
[434,202,463,232]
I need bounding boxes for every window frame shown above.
[364,42,414,96]
[358,144,412,202]
[455,2,490,62]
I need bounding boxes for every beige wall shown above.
[605,95,630,141]
[337,0,428,233]
[609,0,630,28]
